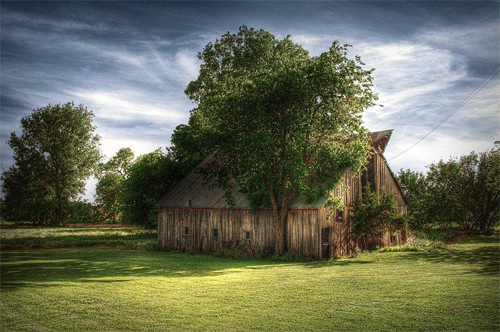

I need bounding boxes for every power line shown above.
[389,65,500,161]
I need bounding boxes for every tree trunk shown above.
[268,184,297,255]
[54,184,63,226]
[55,201,63,226]
[274,213,286,254]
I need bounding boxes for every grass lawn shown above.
[1,231,499,331]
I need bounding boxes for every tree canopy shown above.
[184,26,378,253]
[1,103,101,225]
[118,149,183,228]
[95,148,134,222]
[397,146,500,231]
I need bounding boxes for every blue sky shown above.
[1,1,499,200]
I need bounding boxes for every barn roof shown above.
[155,130,393,210]
[370,129,392,153]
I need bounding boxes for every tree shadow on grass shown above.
[395,245,500,276]
[0,249,281,291]
[303,260,373,269]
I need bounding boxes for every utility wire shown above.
[389,65,500,161]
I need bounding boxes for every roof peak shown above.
[369,129,393,153]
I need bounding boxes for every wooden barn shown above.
[155,130,408,259]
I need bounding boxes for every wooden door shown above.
[321,227,330,259]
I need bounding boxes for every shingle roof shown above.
[155,130,393,209]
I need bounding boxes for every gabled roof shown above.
[370,129,392,154]
[155,130,393,209]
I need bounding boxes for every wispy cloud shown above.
[359,41,469,121]
[417,20,499,63]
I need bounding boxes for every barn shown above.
[155,130,408,259]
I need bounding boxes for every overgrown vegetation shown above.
[351,186,405,251]
[2,234,499,332]
[95,148,135,223]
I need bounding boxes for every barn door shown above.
[321,227,330,259]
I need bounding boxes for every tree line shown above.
[1,103,209,228]
[397,146,499,232]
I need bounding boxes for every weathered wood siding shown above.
[373,153,408,214]
[158,206,357,259]
[158,208,275,253]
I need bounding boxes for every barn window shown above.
[336,210,344,223]
[212,228,219,238]
[244,231,251,240]
[184,226,189,235]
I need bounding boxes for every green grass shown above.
[1,233,499,331]
[0,226,157,250]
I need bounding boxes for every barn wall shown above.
[158,207,358,259]
[373,153,408,212]
[158,208,275,253]
[157,153,408,259]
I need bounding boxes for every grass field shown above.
[0,225,156,250]
[1,229,499,332]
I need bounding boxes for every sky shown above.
[1,1,499,201]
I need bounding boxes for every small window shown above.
[244,231,251,240]
[212,228,219,238]
[391,235,397,243]
[336,210,344,223]
[184,226,189,235]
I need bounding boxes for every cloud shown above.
[358,41,469,122]
[417,20,499,63]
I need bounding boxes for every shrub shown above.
[66,201,102,224]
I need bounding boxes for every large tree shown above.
[397,169,430,230]
[185,26,377,253]
[427,148,499,231]
[118,149,183,228]
[169,112,211,176]
[95,148,134,222]
[1,103,101,225]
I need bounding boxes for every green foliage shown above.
[397,169,429,230]
[351,186,405,248]
[118,149,183,228]
[427,148,500,231]
[397,146,500,231]
[184,26,377,253]
[1,103,101,225]
[95,148,135,222]
[169,114,211,175]
[325,183,346,221]
[97,147,134,177]
[95,173,123,222]
[66,201,101,224]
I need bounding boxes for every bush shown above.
[66,201,102,224]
